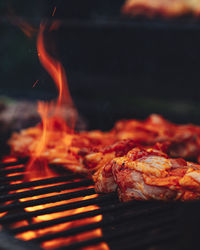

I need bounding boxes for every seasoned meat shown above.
[8,125,116,174]
[113,114,200,160]
[122,0,200,18]
[84,139,137,173]
[8,114,200,175]
[95,147,200,201]
[84,139,137,192]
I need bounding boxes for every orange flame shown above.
[26,23,77,180]
[0,17,109,250]
[7,15,37,38]
[37,24,74,108]
[4,20,109,250]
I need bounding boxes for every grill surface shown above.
[0,158,180,250]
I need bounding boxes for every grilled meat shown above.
[122,0,200,18]
[114,114,200,160]
[94,147,200,201]
[84,139,137,173]
[8,114,200,175]
[84,139,137,192]
[8,125,115,174]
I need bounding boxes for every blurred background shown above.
[1,0,200,131]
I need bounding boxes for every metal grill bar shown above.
[0,174,24,183]
[107,222,178,250]
[0,175,87,192]
[63,223,178,250]
[129,233,177,250]
[29,203,173,244]
[0,158,179,250]
[0,180,93,202]
[0,231,41,250]
[10,200,169,235]
[57,213,174,250]
[0,190,115,213]
[0,167,25,175]
[10,200,114,234]
[0,159,27,168]
[0,188,96,224]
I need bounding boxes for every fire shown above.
[37,24,74,109]
[16,192,103,249]
[2,22,109,249]
[3,156,109,249]
[7,9,37,38]
[26,23,77,179]
[7,175,108,249]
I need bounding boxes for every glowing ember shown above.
[2,156,18,163]
[2,156,109,249]
[7,175,108,249]
[32,79,39,88]
[52,6,57,17]
[16,192,103,249]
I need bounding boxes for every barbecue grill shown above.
[0,158,182,250]
[2,1,200,250]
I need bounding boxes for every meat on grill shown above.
[94,146,200,201]
[122,0,200,18]
[84,139,138,192]
[113,114,200,160]
[8,126,115,174]
[8,114,200,176]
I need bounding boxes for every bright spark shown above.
[52,6,57,17]
[32,79,39,88]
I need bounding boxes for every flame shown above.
[37,24,74,108]
[26,23,77,179]
[7,14,37,38]
[3,21,109,249]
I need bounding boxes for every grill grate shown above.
[0,158,180,250]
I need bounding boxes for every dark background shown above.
[1,0,200,130]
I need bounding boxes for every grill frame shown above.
[0,158,181,250]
